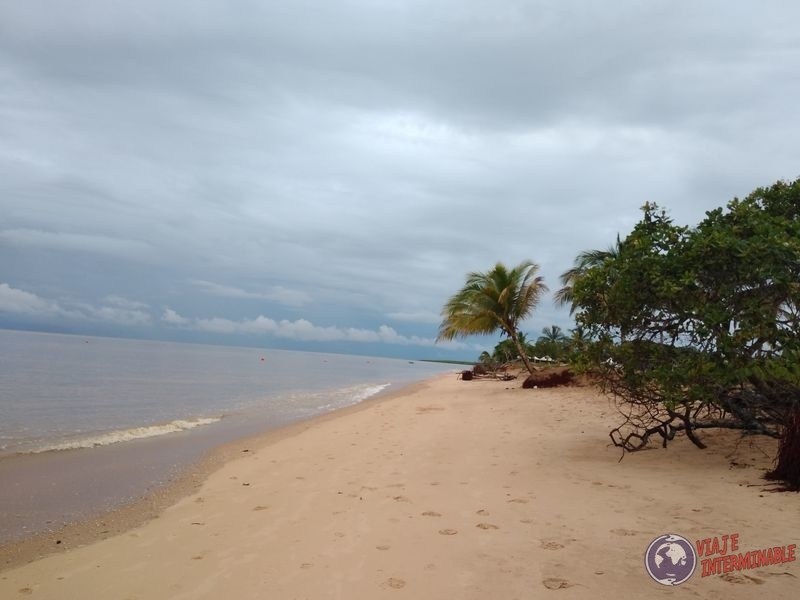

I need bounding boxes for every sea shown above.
[0,329,456,542]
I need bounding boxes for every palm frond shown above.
[437,260,546,341]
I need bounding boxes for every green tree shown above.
[438,261,548,376]
[491,332,534,365]
[565,326,593,363]
[571,180,800,489]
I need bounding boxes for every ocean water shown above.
[0,329,453,457]
[0,330,456,541]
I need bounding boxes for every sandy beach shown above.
[1,373,797,599]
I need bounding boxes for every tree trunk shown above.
[508,329,536,376]
[766,406,800,491]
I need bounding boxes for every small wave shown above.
[313,382,392,411]
[351,382,391,402]
[27,417,222,453]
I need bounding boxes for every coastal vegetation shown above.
[438,260,548,376]
[474,327,573,375]
[442,178,799,490]
[535,325,569,362]
[564,179,800,489]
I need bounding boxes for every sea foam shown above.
[308,382,392,412]
[350,382,392,403]
[28,417,222,453]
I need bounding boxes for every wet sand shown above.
[0,374,797,598]
[0,403,309,544]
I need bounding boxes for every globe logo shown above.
[644,533,697,585]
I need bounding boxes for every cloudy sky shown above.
[1,1,798,359]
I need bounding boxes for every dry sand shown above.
[0,373,797,599]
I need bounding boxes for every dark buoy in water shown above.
[260,357,265,362]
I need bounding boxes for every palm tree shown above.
[538,325,567,344]
[568,325,592,348]
[536,325,569,362]
[555,238,621,313]
[438,261,548,375]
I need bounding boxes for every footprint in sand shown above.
[721,572,765,584]
[476,509,490,516]
[421,511,442,517]
[508,498,529,504]
[376,545,391,551]
[476,523,499,530]
[191,555,204,560]
[383,577,406,589]
[253,505,268,511]
[438,528,458,536]
[300,563,313,569]
[540,541,565,550]
[542,578,572,590]
[18,589,33,596]
[610,528,639,536]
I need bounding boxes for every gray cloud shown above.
[386,311,442,325]
[162,308,190,326]
[0,229,156,262]
[0,283,66,317]
[1,1,799,358]
[0,282,150,326]
[189,279,312,307]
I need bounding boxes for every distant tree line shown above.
[474,325,585,373]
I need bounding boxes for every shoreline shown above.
[1,373,796,599]
[0,375,446,571]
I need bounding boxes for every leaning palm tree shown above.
[554,238,621,313]
[437,261,547,375]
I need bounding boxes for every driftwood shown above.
[459,363,520,382]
